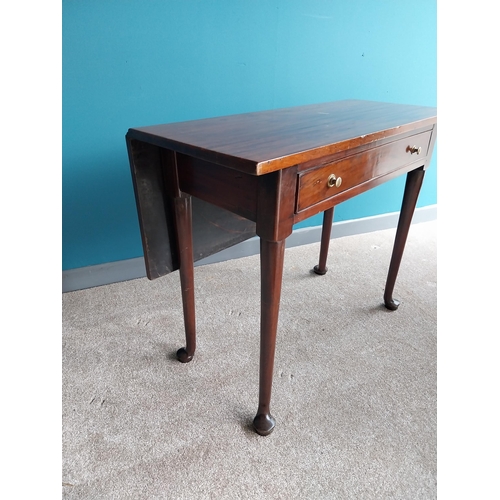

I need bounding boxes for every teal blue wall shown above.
[63,0,436,271]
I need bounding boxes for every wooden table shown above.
[126,100,437,435]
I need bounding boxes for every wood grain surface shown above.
[127,100,437,175]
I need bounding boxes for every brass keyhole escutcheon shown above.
[408,145,422,155]
[327,174,342,188]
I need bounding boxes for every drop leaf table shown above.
[126,100,437,435]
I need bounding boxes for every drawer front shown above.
[296,130,432,212]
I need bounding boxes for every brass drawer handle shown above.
[327,174,342,188]
[408,145,422,155]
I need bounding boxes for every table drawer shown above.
[296,130,432,212]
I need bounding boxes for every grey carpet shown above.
[62,220,437,499]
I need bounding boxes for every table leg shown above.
[384,167,425,310]
[313,207,334,275]
[174,194,196,362]
[253,238,286,436]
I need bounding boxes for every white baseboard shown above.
[62,205,436,293]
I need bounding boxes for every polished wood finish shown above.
[384,167,425,310]
[296,130,432,212]
[177,153,259,221]
[314,208,334,275]
[253,239,286,436]
[128,100,436,175]
[173,194,196,362]
[126,139,256,279]
[126,100,437,436]
[256,168,297,242]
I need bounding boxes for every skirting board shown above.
[62,205,436,293]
